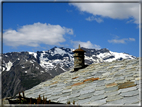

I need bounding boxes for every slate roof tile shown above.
[82,85,96,91]
[114,76,125,81]
[105,90,120,97]
[69,92,80,98]
[95,85,106,91]
[125,76,135,81]
[49,84,57,88]
[115,79,127,84]
[79,88,95,95]
[58,100,67,103]
[78,92,94,100]
[106,94,123,102]
[71,83,86,90]
[118,81,136,89]
[124,73,134,77]
[136,84,140,89]
[67,97,79,103]
[51,91,62,96]
[57,96,69,102]
[102,72,110,77]
[118,86,137,93]
[105,82,117,87]
[96,80,105,86]
[62,89,72,93]
[76,97,91,105]
[87,98,107,105]
[120,90,139,96]
[104,85,118,92]
[135,80,140,84]
[90,94,107,102]
[60,92,71,97]
[49,95,61,100]
[94,90,105,96]
[106,98,125,104]
[123,95,140,104]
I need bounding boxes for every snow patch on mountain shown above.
[22,66,25,68]
[36,66,39,69]
[105,51,135,62]
[40,71,44,73]
[5,61,13,71]
[60,66,66,71]
[96,51,110,58]
[40,60,54,70]
[5,55,8,57]
[29,52,37,59]
[39,51,49,61]
[30,60,34,63]
[54,48,67,55]
[53,59,62,64]
[38,47,74,72]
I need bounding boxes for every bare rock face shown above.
[1,47,136,98]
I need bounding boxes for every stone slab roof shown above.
[23,58,141,106]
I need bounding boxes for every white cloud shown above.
[108,38,135,44]
[86,16,103,23]
[63,27,73,35]
[71,40,101,49]
[70,3,139,24]
[108,39,126,44]
[3,22,73,47]
[126,19,135,24]
[128,38,135,41]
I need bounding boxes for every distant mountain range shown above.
[0,47,136,98]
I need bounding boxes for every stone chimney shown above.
[73,44,86,71]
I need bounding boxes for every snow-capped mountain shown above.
[22,47,136,75]
[1,47,136,75]
[35,47,74,76]
[1,47,136,98]
[81,47,136,64]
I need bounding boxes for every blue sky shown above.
[1,1,140,57]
